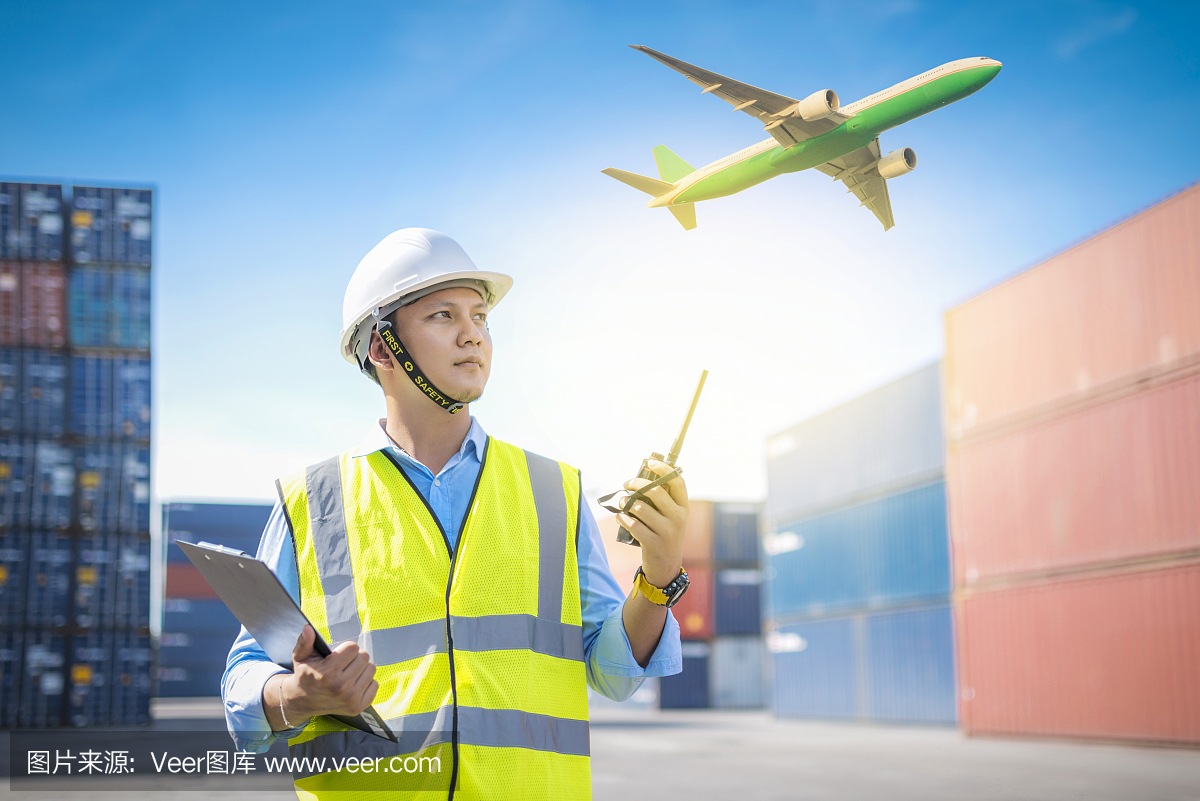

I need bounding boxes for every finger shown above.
[293,625,317,663]
[646,459,689,507]
[324,641,361,671]
[348,665,378,710]
[621,496,670,537]
[617,512,663,548]
[358,680,380,712]
[622,477,678,519]
[341,650,373,681]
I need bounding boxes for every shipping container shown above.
[0,437,30,528]
[673,565,713,640]
[70,186,152,267]
[28,440,73,530]
[957,562,1200,744]
[76,442,121,533]
[72,530,119,629]
[0,186,17,261]
[766,363,944,528]
[765,482,950,622]
[20,261,66,348]
[659,641,709,709]
[0,263,20,344]
[162,597,241,635]
[714,568,761,635]
[709,635,764,709]
[0,630,22,726]
[0,529,27,627]
[157,666,226,698]
[21,352,66,437]
[944,182,1200,437]
[0,350,16,432]
[118,445,150,533]
[162,502,274,563]
[70,355,113,438]
[712,502,760,563]
[110,630,151,725]
[113,534,151,628]
[951,371,1200,586]
[165,562,219,600]
[20,630,65,727]
[26,530,72,628]
[14,184,64,261]
[67,267,110,348]
[769,601,955,724]
[113,355,150,439]
[69,630,113,727]
[112,268,151,350]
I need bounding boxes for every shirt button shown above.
[434,479,440,486]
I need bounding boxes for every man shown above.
[223,228,689,799]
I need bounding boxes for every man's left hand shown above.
[617,459,689,587]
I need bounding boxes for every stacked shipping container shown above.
[600,500,765,710]
[944,181,1200,745]
[159,502,272,697]
[0,181,152,728]
[763,363,957,725]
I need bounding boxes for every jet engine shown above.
[877,147,917,179]
[793,90,840,121]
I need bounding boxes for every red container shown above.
[944,182,1200,436]
[949,370,1200,585]
[19,262,65,348]
[672,565,713,640]
[956,561,1200,744]
[0,262,19,345]
[165,563,219,600]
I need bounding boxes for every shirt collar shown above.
[351,415,488,463]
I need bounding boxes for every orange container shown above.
[956,561,1200,744]
[944,181,1200,437]
[165,563,218,600]
[949,370,1200,585]
[20,261,66,348]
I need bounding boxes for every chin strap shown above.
[373,311,467,414]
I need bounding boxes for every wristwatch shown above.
[634,567,690,608]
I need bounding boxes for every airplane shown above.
[603,46,1002,231]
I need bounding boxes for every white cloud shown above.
[1054,7,1137,60]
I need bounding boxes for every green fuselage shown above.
[670,61,1002,205]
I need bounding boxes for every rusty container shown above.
[956,561,1200,744]
[19,261,66,348]
[0,263,19,345]
[944,181,1200,437]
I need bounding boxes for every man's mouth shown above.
[455,357,484,367]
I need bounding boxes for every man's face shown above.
[388,286,492,403]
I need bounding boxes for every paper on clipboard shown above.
[176,540,396,742]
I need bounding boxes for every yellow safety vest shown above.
[276,437,591,800]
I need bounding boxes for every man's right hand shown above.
[265,625,379,731]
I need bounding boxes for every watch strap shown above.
[634,568,672,606]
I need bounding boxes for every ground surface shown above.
[2,699,1198,799]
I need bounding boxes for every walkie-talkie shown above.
[605,369,708,546]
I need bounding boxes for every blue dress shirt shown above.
[222,417,681,751]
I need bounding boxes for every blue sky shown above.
[3,0,1198,509]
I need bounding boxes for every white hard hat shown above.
[340,228,513,377]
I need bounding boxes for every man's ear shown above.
[367,328,395,372]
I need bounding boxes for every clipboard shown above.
[176,539,396,742]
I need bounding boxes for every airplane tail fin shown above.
[668,204,697,231]
[652,145,696,183]
[601,168,673,197]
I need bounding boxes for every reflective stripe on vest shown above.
[278,438,590,800]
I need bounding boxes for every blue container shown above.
[157,667,225,698]
[73,530,119,629]
[27,531,73,628]
[69,630,114,726]
[0,630,23,726]
[0,437,31,528]
[0,350,19,433]
[112,268,151,350]
[766,481,950,622]
[118,445,150,533]
[113,356,150,439]
[159,631,241,682]
[712,503,760,563]
[70,355,114,438]
[0,185,18,260]
[13,184,64,261]
[67,268,111,348]
[76,442,122,533]
[70,186,152,267]
[20,630,66,727]
[714,568,762,635]
[114,534,151,628]
[163,502,274,564]
[163,597,241,635]
[110,630,151,725]
[0,529,28,627]
[659,641,710,709]
[28,441,74,530]
[21,351,67,437]
[770,601,956,724]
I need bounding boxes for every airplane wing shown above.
[630,45,853,148]
[814,139,896,231]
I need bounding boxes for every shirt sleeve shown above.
[221,501,309,752]
[578,497,682,702]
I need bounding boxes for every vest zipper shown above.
[382,439,491,801]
